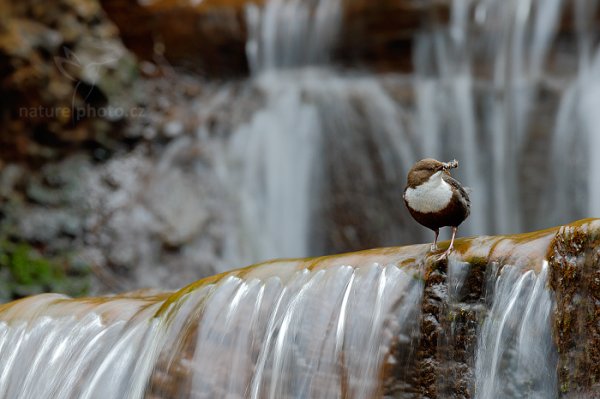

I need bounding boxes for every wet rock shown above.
[99,0,600,78]
[384,219,600,398]
[548,221,600,397]
[99,0,430,77]
[163,121,184,138]
[18,208,82,244]
[0,165,25,199]
[146,169,209,247]
[100,0,250,77]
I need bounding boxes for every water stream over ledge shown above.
[474,261,557,398]
[1,219,598,398]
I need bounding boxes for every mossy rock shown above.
[0,239,90,302]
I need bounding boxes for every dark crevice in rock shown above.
[384,255,489,398]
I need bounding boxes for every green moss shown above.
[0,239,90,302]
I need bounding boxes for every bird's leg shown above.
[448,226,457,251]
[438,226,458,259]
[430,229,440,252]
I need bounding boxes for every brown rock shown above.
[549,221,600,396]
[99,0,432,77]
[0,0,137,163]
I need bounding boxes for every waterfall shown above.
[218,74,322,263]
[0,294,164,399]
[474,262,557,398]
[0,219,586,398]
[221,0,600,268]
[218,71,423,265]
[0,256,424,399]
[544,0,600,228]
[219,0,419,266]
[245,0,342,73]
[413,0,565,235]
[219,0,343,265]
[5,0,600,394]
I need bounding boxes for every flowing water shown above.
[0,294,164,399]
[217,71,417,264]
[0,253,425,399]
[220,0,600,266]
[0,220,577,398]
[245,0,342,73]
[474,262,557,399]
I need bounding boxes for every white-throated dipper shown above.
[403,158,470,258]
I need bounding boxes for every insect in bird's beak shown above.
[442,159,459,171]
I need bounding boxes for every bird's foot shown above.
[430,243,439,252]
[436,246,454,261]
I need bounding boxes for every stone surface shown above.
[100,0,251,76]
[99,0,600,78]
[549,221,600,396]
[0,0,137,162]
[382,219,600,398]
[0,0,233,296]
[99,0,432,77]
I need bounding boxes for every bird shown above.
[403,158,471,259]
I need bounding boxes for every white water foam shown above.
[474,262,557,398]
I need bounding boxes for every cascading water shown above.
[414,0,565,235]
[223,0,600,267]
[2,219,594,398]
[549,0,600,225]
[245,0,342,73]
[0,294,164,399]
[218,0,343,264]
[474,262,557,398]
[0,253,425,399]
[218,75,322,262]
[219,0,418,265]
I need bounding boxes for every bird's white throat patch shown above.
[404,171,453,213]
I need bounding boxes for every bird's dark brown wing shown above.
[443,175,471,213]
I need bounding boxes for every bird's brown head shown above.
[406,158,459,187]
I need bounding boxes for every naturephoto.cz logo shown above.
[18,45,144,122]
[18,104,144,121]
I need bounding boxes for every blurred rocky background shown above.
[0,0,427,301]
[0,0,205,299]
